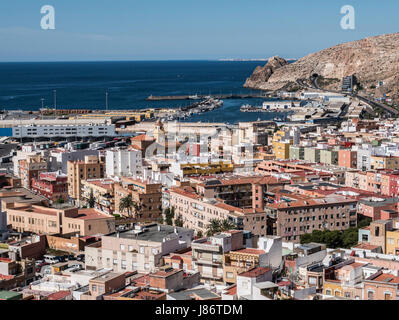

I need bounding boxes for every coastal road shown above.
[297,76,399,117]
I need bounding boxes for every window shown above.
[113,259,118,265]
[92,285,97,292]
[132,262,137,270]
[144,263,150,270]
[120,244,126,251]
[326,289,332,296]
[388,238,394,245]
[152,248,158,255]
[121,260,126,270]
[128,245,134,252]
[226,272,234,279]
[367,291,374,300]
[308,276,317,285]
[139,246,145,254]
[385,293,391,300]
[98,286,104,295]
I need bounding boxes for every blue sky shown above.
[0,0,398,61]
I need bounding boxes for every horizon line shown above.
[0,58,297,63]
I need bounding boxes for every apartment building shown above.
[85,224,193,273]
[31,171,68,203]
[0,258,36,290]
[114,177,162,220]
[67,155,105,202]
[320,149,339,166]
[338,150,357,169]
[266,195,358,242]
[289,146,305,161]
[18,154,48,189]
[357,198,399,220]
[105,148,142,178]
[6,205,115,236]
[364,271,399,300]
[169,185,268,237]
[191,231,243,285]
[345,170,399,197]
[371,156,399,170]
[323,259,366,299]
[195,175,290,209]
[81,179,115,215]
[50,149,99,174]
[223,248,267,284]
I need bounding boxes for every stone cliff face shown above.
[244,33,399,102]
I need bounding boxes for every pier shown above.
[146,93,272,101]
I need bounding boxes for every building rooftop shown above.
[167,288,220,300]
[107,224,191,242]
[91,272,123,284]
[238,267,272,278]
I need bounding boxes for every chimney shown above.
[158,225,161,232]
[117,232,120,238]
[174,227,178,234]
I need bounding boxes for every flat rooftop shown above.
[107,224,191,242]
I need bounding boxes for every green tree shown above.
[220,219,235,232]
[174,215,183,227]
[164,207,175,226]
[88,189,95,208]
[119,194,135,217]
[206,219,222,237]
[197,230,203,238]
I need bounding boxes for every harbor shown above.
[146,93,272,101]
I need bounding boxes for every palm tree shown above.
[206,218,236,237]
[220,219,235,231]
[206,219,221,237]
[119,194,135,217]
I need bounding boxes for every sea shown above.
[0,60,288,124]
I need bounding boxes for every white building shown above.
[257,236,283,270]
[106,148,143,178]
[12,123,116,138]
[262,100,300,110]
[50,149,99,174]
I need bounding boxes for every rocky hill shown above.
[244,33,399,102]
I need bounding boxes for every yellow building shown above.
[223,248,265,284]
[273,142,292,160]
[386,230,399,255]
[181,162,234,176]
[272,130,293,160]
[67,155,105,201]
[371,156,399,170]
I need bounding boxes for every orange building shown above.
[338,149,357,169]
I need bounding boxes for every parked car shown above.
[76,254,85,262]
[35,260,44,266]
[39,265,52,276]
[56,256,66,262]
[69,264,83,270]
[67,255,76,261]
[35,262,49,273]
[43,255,60,264]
